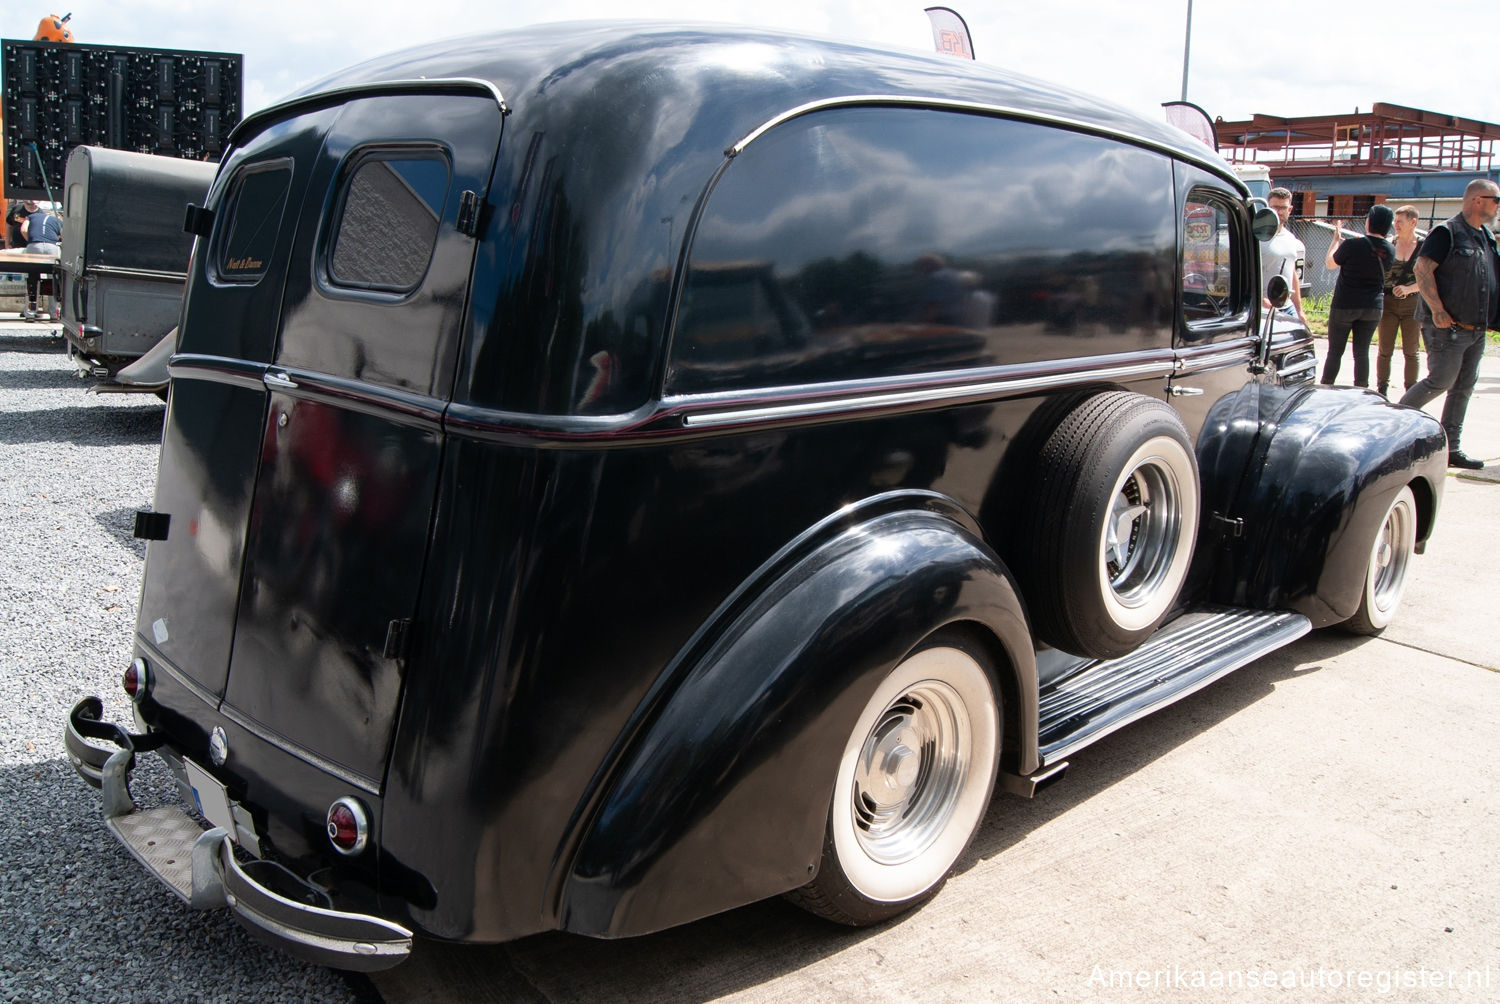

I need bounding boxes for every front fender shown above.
[1201,384,1445,626]
[559,500,1035,938]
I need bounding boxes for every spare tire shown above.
[1018,391,1199,659]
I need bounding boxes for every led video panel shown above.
[2,38,242,200]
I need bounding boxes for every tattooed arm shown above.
[1413,257,1451,329]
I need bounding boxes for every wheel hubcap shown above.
[1104,458,1183,608]
[1371,496,1414,612]
[850,681,970,866]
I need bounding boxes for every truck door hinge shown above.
[456,190,484,238]
[133,511,170,540]
[383,618,413,661]
[1210,512,1245,538]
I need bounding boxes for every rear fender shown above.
[559,498,1035,938]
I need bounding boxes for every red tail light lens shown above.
[122,658,151,703]
[326,797,369,855]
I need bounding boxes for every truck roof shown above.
[261,21,1233,183]
[227,23,1245,416]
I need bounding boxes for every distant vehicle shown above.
[58,147,214,385]
[67,22,1446,973]
[1233,163,1272,201]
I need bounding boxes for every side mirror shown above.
[1265,274,1290,308]
[1251,207,1280,242]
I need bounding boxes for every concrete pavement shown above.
[371,345,1500,1003]
[8,311,1489,1002]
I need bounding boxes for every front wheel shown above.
[786,632,1000,926]
[1344,486,1417,635]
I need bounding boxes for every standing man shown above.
[1261,187,1310,328]
[1399,178,1500,470]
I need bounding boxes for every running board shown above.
[1035,607,1311,766]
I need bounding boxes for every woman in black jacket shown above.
[1322,204,1396,387]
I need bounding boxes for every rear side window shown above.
[668,107,1177,395]
[215,161,292,284]
[327,150,450,293]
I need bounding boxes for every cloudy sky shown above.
[5,1,1499,129]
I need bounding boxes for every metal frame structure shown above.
[1215,102,1498,177]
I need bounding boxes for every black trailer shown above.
[58,147,215,380]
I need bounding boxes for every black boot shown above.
[1376,383,1388,398]
[1448,450,1485,470]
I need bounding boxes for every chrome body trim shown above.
[680,357,1176,430]
[230,77,507,147]
[218,702,382,796]
[1278,356,1318,380]
[1171,337,1256,376]
[728,95,1245,194]
[168,354,446,432]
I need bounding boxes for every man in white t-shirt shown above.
[1259,187,1309,327]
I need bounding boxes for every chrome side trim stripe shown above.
[218,703,382,796]
[84,265,189,283]
[1171,339,1256,376]
[682,358,1175,429]
[168,354,445,433]
[168,353,266,391]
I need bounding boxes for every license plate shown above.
[183,758,237,839]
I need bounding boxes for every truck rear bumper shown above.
[65,697,412,972]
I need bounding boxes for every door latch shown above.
[457,190,485,238]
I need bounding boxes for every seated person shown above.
[20,202,62,320]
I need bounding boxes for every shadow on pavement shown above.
[0,404,163,446]
[372,630,1370,1004]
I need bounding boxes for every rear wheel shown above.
[1345,486,1417,635]
[787,632,1000,926]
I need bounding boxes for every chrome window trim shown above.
[727,95,1243,194]
[229,78,507,149]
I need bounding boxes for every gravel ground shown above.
[0,322,369,1004]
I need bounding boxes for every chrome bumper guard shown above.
[65,697,413,971]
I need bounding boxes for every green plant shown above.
[1301,292,1331,337]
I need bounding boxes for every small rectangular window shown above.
[215,162,291,284]
[328,152,449,293]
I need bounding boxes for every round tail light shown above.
[326,797,370,855]
[122,657,151,703]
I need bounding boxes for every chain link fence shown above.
[1290,216,1428,301]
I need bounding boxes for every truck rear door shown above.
[139,87,503,789]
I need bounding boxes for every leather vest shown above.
[1419,213,1500,329]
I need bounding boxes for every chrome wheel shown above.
[829,643,998,905]
[1096,437,1198,634]
[1348,486,1417,634]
